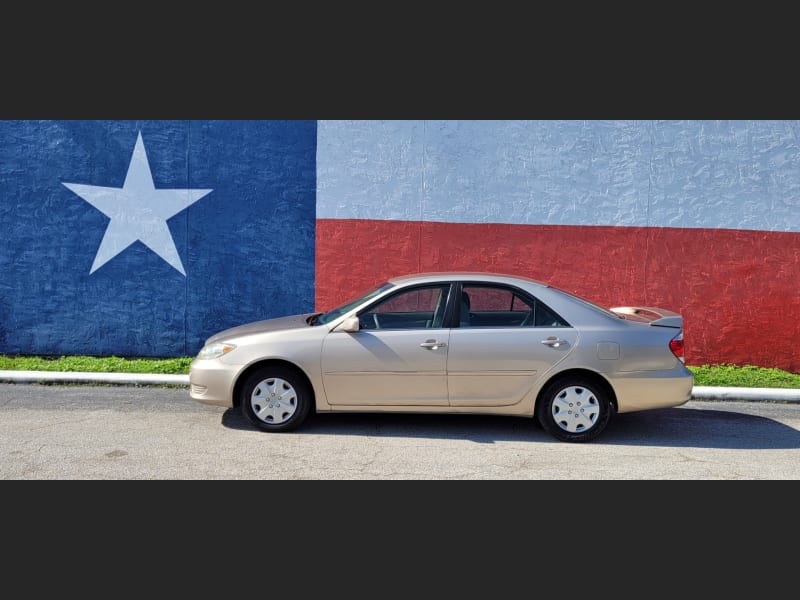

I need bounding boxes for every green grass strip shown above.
[689,364,800,388]
[0,355,191,375]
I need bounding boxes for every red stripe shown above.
[316,219,800,372]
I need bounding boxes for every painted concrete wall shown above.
[3,119,798,372]
[0,120,317,357]
[317,120,800,372]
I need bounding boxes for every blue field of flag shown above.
[0,120,317,356]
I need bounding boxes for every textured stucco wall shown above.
[0,120,316,356]
[316,120,800,371]
[318,120,800,232]
[3,119,799,370]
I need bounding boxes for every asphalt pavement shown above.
[0,370,798,402]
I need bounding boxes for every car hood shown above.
[205,313,314,344]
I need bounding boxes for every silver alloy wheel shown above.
[551,385,599,433]
[250,377,298,424]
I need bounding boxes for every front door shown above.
[321,284,451,406]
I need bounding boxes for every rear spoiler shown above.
[609,306,683,328]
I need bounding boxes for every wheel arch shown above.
[232,359,316,410]
[534,368,618,415]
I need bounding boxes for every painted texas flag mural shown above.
[0,120,798,371]
[316,121,800,372]
[0,120,316,357]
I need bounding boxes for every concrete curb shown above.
[689,386,800,402]
[0,370,189,386]
[1,370,799,402]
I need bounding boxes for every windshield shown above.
[316,282,394,325]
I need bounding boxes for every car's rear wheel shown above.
[537,376,612,443]
[240,366,311,432]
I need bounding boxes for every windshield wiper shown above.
[307,313,321,326]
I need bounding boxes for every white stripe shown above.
[317,120,800,233]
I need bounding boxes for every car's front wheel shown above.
[537,376,612,443]
[240,366,312,432]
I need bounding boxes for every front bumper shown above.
[189,359,240,407]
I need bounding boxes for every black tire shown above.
[536,376,612,443]
[240,366,312,432]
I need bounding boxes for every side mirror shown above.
[333,316,360,333]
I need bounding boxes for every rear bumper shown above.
[609,367,694,413]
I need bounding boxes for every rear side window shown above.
[461,284,569,328]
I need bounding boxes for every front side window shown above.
[358,285,449,330]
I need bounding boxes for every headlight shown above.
[197,343,236,360]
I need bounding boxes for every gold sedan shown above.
[190,272,693,443]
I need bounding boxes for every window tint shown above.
[375,287,440,314]
[533,302,569,328]
[460,284,569,328]
[358,285,449,330]
[465,287,530,312]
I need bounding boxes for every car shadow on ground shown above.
[220,405,800,450]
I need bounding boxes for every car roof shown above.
[387,272,550,288]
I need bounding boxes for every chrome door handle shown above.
[420,339,447,350]
[541,337,567,348]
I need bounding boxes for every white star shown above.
[63,131,212,275]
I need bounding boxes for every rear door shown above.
[447,283,578,407]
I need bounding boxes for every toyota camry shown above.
[189,272,693,443]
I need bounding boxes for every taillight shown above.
[669,332,685,363]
